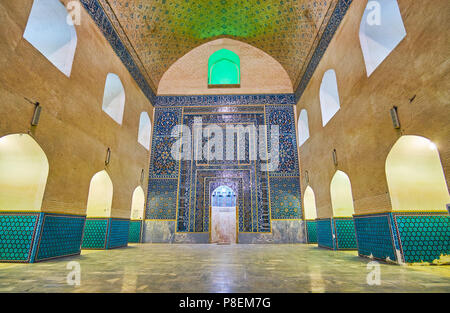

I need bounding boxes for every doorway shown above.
[210,185,237,244]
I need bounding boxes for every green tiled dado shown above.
[128,220,142,243]
[334,218,357,250]
[306,220,317,243]
[395,214,450,263]
[81,219,108,249]
[0,213,40,262]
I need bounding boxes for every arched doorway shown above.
[210,185,237,244]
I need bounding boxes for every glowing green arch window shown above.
[208,49,240,88]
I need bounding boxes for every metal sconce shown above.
[140,169,145,185]
[390,106,401,129]
[305,170,310,185]
[332,149,338,166]
[31,102,42,126]
[105,148,111,166]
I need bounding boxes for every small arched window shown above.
[23,0,78,77]
[208,49,240,87]
[138,112,152,150]
[359,0,407,76]
[319,69,341,127]
[102,73,125,124]
[330,170,355,218]
[298,109,310,147]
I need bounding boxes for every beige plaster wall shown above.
[297,0,450,218]
[157,38,293,95]
[0,0,154,218]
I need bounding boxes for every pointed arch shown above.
[130,186,145,220]
[86,170,113,218]
[386,136,449,211]
[0,134,49,211]
[319,69,341,126]
[303,186,317,220]
[102,73,125,124]
[138,112,151,150]
[298,109,310,147]
[359,0,407,76]
[208,48,241,86]
[23,0,78,77]
[330,170,355,217]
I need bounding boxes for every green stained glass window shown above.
[208,49,240,87]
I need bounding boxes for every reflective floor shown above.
[0,244,449,292]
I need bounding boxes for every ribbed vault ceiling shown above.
[100,0,338,92]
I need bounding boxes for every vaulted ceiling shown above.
[96,0,339,93]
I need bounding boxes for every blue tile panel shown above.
[155,94,296,107]
[334,218,357,250]
[0,212,85,263]
[394,213,450,263]
[81,218,130,250]
[147,105,302,236]
[306,220,317,244]
[128,220,142,243]
[317,218,334,249]
[270,178,302,220]
[107,219,129,249]
[35,214,85,261]
[354,214,396,261]
[81,218,108,249]
[0,213,40,262]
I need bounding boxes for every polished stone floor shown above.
[0,244,449,292]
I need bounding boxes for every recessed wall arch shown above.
[386,136,450,212]
[130,186,145,220]
[0,134,49,211]
[303,186,317,220]
[23,0,78,77]
[86,170,113,218]
[102,73,125,125]
[330,170,355,218]
[319,69,341,127]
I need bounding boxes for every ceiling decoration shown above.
[80,0,353,104]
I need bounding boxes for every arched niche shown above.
[23,0,78,77]
[386,136,450,211]
[0,134,49,211]
[130,186,145,220]
[303,186,317,220]
[138,112,151,150]
[359,0,407,76]
[330,170,355,217]
[319,69,341,127]
[86,170,113,218]
[102,73,125,125]
[298,109,310,147]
